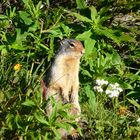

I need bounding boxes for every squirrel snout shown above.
[81,49,85,55]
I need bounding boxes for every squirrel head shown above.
[59,39,84,58]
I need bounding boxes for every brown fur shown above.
[42,39,84,138]
[43,39,84,116]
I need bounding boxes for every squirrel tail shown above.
[40,80,47,99]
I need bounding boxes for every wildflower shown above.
[94,79,123,98]
[117,87,123,92]
[105,90,112,95]
[94,86,103,93]
[106,82,123,98]
[13,64,22,71]
[117,106,127,116]
[94,79,108,93]
[96,79,108,86]
[110,83,123,92]
[108,90,120,98]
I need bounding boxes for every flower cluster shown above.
[94,79,108,93]
[94,79,123,98]
[106,83,123,98]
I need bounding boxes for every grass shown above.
[0,0,140,139]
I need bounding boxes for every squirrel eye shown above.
[69,42,75,48]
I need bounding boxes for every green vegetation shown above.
[0,0,140,139]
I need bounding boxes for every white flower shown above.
[94,80,123,98]
[117,87,123,92]
[137,118,140,123]
[108,90,120,98]
[96,79,108,86]
[102,80,108,85]
[105,90,112,95]
[110,84,116,89]
[94,86,103,93]
[105,89,120,98]
[96,79,102,85]
[109,83,123,92]
[114,82,119,87]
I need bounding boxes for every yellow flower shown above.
[13,64,22,71]
[118,106,127,116]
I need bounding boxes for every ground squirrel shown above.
[42,39,84,117]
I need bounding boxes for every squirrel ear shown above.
[60,40,64,46]
[60,39,68,46]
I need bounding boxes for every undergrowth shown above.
[0,0,140,139]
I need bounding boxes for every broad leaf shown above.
[10,43,28,50]
[94,27,120,44]
[81,68,92,78]
[71,12,92,23]
[90,6,97,21]
[127,98,140,109]
[19,11,33,25]
[34,112,49,125]
[84,38,96,55]
[22,99,36,107]
[76,30,92,40]
[112,51,122,65]
[85,85,96,112]
[52,127,61,140]
[76,0,87,9]
[0,14,8,19]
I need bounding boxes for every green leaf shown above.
[0,90,4,103]
[22,99,36,107]
[0,14,8,19]
[6,114,14,129]
[9,28,29,50]
[112,51,122,65]
[28,21,39,32]
[19,11,33,25]
[36,1,42,12]
[34,112,49,125]
[55,122,71,130]
[120,32,135,42]
[120,82,133,89]
[49,103,57,125]
[61,23,72,36]
[94,27,120,44]
[16,28,28,42]
[10,43,28,50]
[15,115,22,129]
[52,127,61,140]
[76,30,92,40]
[81,68,92,78]
[71,12,92,23]
[127,98,140,109]
[84,38,96,55]
[90,6,97,21]
[0,45,5,50]
[99,16,112,25]
[58,110,68,118]
[76,0,87,9]
[85,85,96,112]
